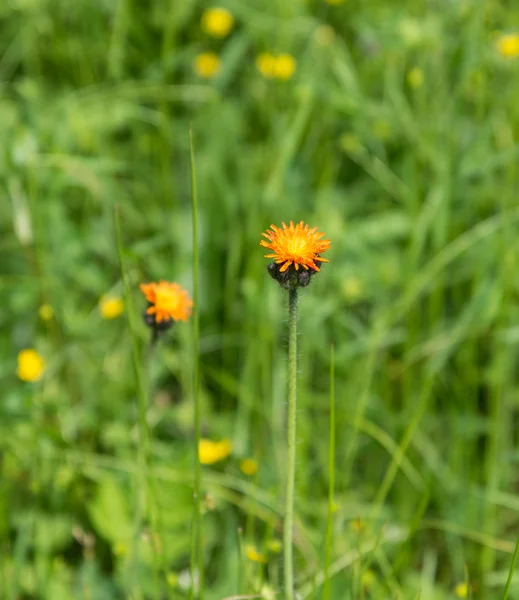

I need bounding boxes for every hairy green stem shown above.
[284,287,298,600]
[323,344,335,600]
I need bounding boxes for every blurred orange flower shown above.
[140,281,193,323]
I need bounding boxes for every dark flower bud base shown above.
[267,261,322,290]
[143,303,174,343]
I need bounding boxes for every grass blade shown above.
[503,536,519,600]
[189,127,203,599]
[323,343,335,600]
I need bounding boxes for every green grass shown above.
[2,0,519,598]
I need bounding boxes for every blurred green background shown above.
[3,0,519,598]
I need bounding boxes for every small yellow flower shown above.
[407,67,424,88]
[325,0,345,5]
[372,120,391,140]
[39,304,54,321]
[455,582,469,598]
[274,54,296,80]
[198,439,232,465]
[340,132,362,154]
[361,569,376,587]
[201,7,234,38]
[267,539,282,554]
[113,541,127,557]
[261,221,331,273]
[17,349,45,382]
[140,281,193,324]
[343,277,363,300]
[314,25,336,46]
[256,52,277,78]
[166,572,179,588]
[194,52,221,78]
[245,544,266,563]
[99,296,124,319]
[239,458,258,476]
[496,33,519,59]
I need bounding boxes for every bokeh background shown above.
[3,0,519,598]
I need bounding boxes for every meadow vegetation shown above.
[3,0,519,598]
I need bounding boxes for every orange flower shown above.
[260,221,331,272]
[140,281,193,323]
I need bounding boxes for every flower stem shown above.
[284,287,298,600]
[323,343,335,600]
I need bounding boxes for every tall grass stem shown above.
[115,205,152,596]
[323,344,335,600]
[189,128,203,599]
[503,536,519,600]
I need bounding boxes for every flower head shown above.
[140,281,192,327]
[198,439,232,464]
[256,53,296,80]
[267,539,282,554]
[39,304,54,321]
[201,7,234,38]
[407,67,424,88]
[239,458,258,476]
[455,582,469,598]
[274,54,296,80]
[496,33,519,59]
[17,349,45,382]
[261,221,330,289]
[100,296,124,319]
[194,52,221,78]
[256,53,277,78]
[314,24,336,46]
[245,544,267,563]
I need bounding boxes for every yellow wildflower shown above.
[267,539,282,553]
[340,132,362,154]
[361,569,376,587]
[201,7,234,38]
[407,67,424,88]
[372,120,391,140]
[113,542,127,557]
[39,304,54,321]
[198,439,232,464]
[17,349,45,382]
[99,296,124,319]
[343,277,363,300]
[194,52,221,78]
[256,53,277,79]
[496,33,519,59]
[239,458,258,476]
[256,53,296,80]
[455,582,469,598]
[245,544,266,563]
[166,572,179,588]
[274,54,296,80]
[314,25,336,46]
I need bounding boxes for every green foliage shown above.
[2,0,519,598]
